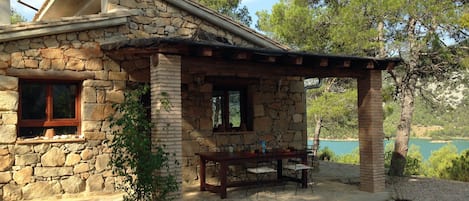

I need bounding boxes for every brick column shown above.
[150,53,182,198]
[357,70,385,192]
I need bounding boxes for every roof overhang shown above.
[101,38,401,78]
[165,0,289,50]
[0,11,131,43]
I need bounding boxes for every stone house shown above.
[0,0,400,200]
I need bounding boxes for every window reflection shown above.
[21,83,46,120]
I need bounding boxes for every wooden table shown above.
[196,151,308,199]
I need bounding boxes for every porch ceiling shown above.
[100,38,402,78]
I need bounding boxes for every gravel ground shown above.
[315,161,469,201]
[388,176,469,201]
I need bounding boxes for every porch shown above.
[101,38,400,198]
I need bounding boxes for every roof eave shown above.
[0,14,129,43]
[165,0,289,50]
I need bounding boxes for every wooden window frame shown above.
[18,79,81,137]
[213,86,250,132]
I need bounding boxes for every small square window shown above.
[212,88,248,132]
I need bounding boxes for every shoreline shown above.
[310,136,469,141]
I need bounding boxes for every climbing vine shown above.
[108,84,178,201]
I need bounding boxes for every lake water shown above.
[308,138,469,161]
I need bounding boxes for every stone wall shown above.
[110,0,258,48]
[181,72,307,183]
[0,0,288,199]
[0,25,127,200]
[0,142,114,200]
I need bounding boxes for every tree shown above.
[11,9,26,24]
[195,0,252,26]
[258,0,468,176]
[447,150,469,182]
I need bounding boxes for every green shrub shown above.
[384,143,423,176]
[109,85,178,201]
[447,150,469,182]
[318,146,335,161]
[335,147,359,165]
[423,143,458,179]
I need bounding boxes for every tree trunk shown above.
[389,17,419,176]
[377,21,386,58]
[389,80,416,176]
[311,116,322,169]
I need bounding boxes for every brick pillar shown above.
[150,53,182,198]
[357,70,385,192]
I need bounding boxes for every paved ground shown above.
[30,161,469,201]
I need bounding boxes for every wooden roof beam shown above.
[280,55,303,65]
[231,51,250,60]
[344,60,351,68]
[253,53,277,63]
[320,58,329,67]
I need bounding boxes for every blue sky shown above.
[10,0,43,21]
[11,0,279,29]
[240,0,279,28]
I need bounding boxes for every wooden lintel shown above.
[320,58,329,67]
[7,68,95,80]
[344,60,351,68]
[367,61,375,69]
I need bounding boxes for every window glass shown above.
[53,84,76,119]
[228,91,241,127]
[212,88,245,131]
[212,92,223,128]
[21,83,46,120]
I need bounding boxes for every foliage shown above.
[11,9,26,24]
[384,143,423,176]
[423,143,459,179]
[109,85,178,201]
[307,82,358,139]
[317,146,335,161]
[197,0,252,26]
[257,0,468,176]
[447,150,469,182]
[321,142,469,181]
[335,147,360,165]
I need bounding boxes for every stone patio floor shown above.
[29,161,469,201]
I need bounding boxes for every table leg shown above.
[301,155,307,188]
[200,158,206,191]
[220,162,228,199]
[277,159,283,180]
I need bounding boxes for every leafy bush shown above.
[335,147,359,165]
[318,146,335,161]
[447,150,469,182]
[384,143,423,176]
[109,85,178,201]
[423,143,458,179]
